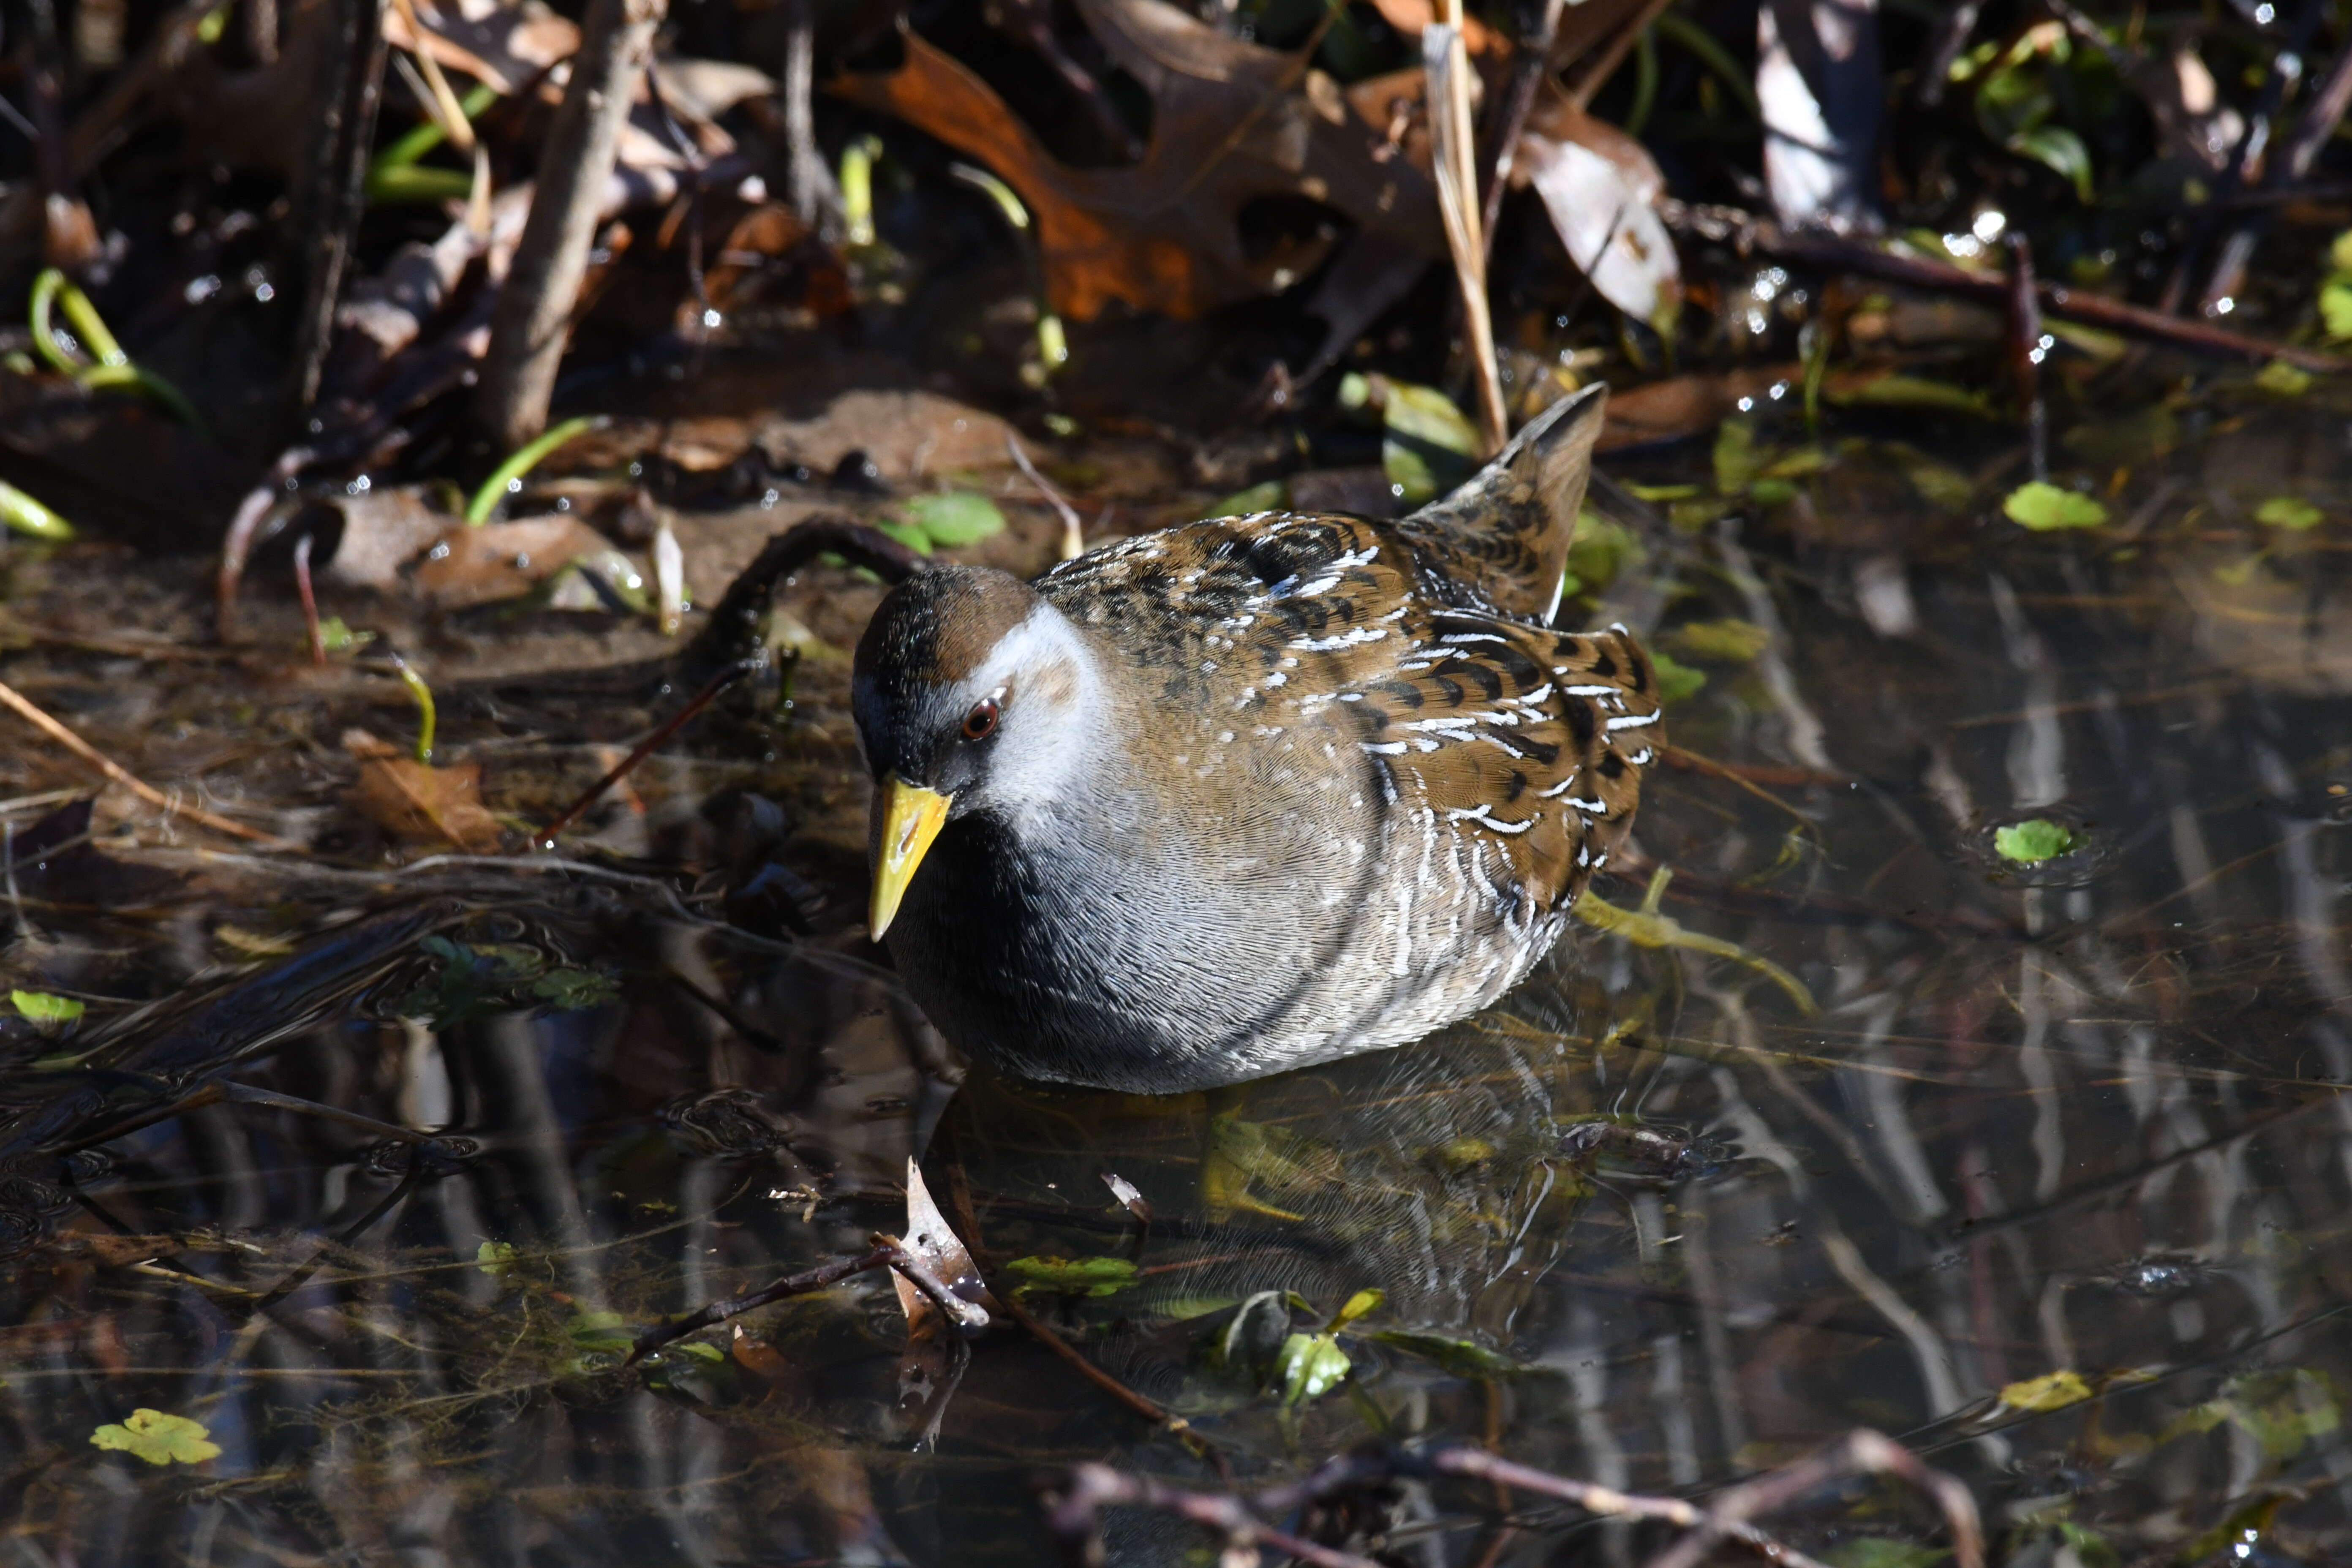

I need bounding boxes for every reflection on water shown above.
[4,401,2352,1566]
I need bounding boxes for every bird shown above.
[849,383,1661,1094]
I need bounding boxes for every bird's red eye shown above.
[960,698,1000,740]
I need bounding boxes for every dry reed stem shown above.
[0,677,297,849]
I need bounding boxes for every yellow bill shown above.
[869,776,952,940]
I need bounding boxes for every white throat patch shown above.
[957,603,1108,831]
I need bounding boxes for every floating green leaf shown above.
[1200,479,1287,520]
[1712,419,1762,494]
[872,518,933,556]
[90,1409,220,1466]
[2003,482,2106,531]
[2255,495,2323,531]
[1998,1368,2094,1413]
[1649,649,1707,704]
[1004,1255,1137,1297]
[899,491,1007,548]
[1671,618,1770,664]
[1329,1288,1384,1331]
[1274,1331,1350,1405]
[2323,280,2352,342]
[2256,360,2313,397]
[1993,819,2081,865]
[1368,1328,1533,1380]
[1380,382,1480,505]
[475,1240,517,1277]
[316,615,371,653]
[1824,1541,1952,1568]
[1826,374,1991,416]
[10,989,84,1026]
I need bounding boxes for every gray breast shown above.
[885,756,1553,1094]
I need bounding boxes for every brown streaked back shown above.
[1391,381,1608,622]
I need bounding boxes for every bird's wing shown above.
[1336,607,1662,913]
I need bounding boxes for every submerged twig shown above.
[626,1234,985,1363]
[0,678,294,848]
[1042,1435,1982,1568]
[537,658,760,845]
[1575,866,1818,1014]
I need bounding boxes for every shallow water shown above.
[3,376,2351,1568]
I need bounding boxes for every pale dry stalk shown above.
[0,679,296,848]
[1425,6,1507,455]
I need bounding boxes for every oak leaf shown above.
[833,3,1440,321]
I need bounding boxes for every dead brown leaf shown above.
[351,756,503,851]
[893,1158,991,1342]
[702,204,855,324]
[833,4,1440,321]
[411,517,624,607]
[1599,365,1802,452]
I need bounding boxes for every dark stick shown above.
[626,1234,984,1363]
[1039,1437,1982,1568]
[678,516,931,680]
[1638,1429,1983,1568]
[536,657,760,846]
[1426,1447,1836,1566]
[1664,201,2352,371]
[2202,16,2352,308]
[1479,0,1565,259]
[288,0,391,416]
[939,1142,1231,1477]
[2171,0,2322,314]
[1912,2,1982,109]
[1039,1465,1386,1568]
[996,1285,1214,1446]
[23,0,95,268]
[2004,235,2047,482]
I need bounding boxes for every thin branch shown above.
[1039,1438,1982,1568]
[473,0,670,446]
[537,658,760,845]
[0,678,296,848]
[1663,201,2350,371]
[1040,1465,1384,1568]
[626,1234,984,1363]
[1007,434,1085,559]
[289,0,391,414]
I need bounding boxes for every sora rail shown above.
[851,384,1661,1093]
